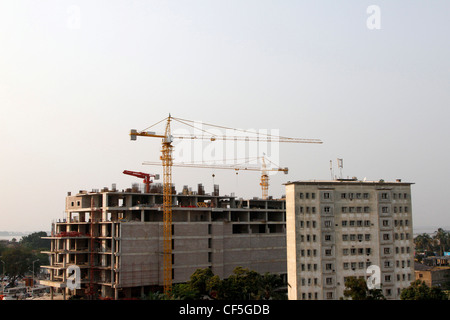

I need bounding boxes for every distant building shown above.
[286,178,415,300]
[414,261,450,288]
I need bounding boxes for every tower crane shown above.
[130,114,322,294]
[142,155,288,200]
[123,170,160,193]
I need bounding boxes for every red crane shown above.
[123,170,159,193]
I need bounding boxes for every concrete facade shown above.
[286,179,415,300]
[40,184,286,299]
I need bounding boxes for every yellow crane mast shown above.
[130,114,322,294]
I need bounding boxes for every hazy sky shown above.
[0,1,449,232]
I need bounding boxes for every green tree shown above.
[343,277,385,300]
[414,233,433,253]
[400,280,447,300]
[171,283,199,300]
[187,267,214,296]
[433,228,450,256]
[1,247,34,287]
[172,267,287,300]
[20,231,50,250]
[259,272,286,300]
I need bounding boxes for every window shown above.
[382,220,390,227]
[363,193,369,199]
[382,207,389,213]
[324,206,331,213]
[325,234,332,241]
[312,193,316,199]
[323,192,331,199]
[341,193,347,199]
[382,193,389,199]
[324,220,332,227]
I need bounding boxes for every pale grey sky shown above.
[0,1,449,232]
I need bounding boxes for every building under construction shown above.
[40,183,287,299]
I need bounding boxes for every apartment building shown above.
[286,178,414,300]
[40,183,286,299]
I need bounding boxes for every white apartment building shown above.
[286,178,414,300]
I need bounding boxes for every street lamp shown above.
[32,260,39,289]
[1,260,5,294]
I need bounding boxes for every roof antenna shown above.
[337,158,343,179]
[330,160,334,180]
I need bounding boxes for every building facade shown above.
[40,183,286,299]
[286,178,414,300]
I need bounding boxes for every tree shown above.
[1,247,34,287]
[343,277,385,300]
[414,233,433,253]
[170,267,287,300]
[400,280,447,300]
[20,231,50,250]
[433,228,450,256]
[259,272,286,300]
[187,267,214,296]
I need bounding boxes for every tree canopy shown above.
[342,277,385,300]
[414,228,450,255]
[148,267,287,300]
[400,280,448,300]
